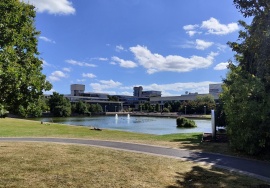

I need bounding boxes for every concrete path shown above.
[0,137,270,183]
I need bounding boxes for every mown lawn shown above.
[0,117,269,187]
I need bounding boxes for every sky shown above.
[21,0,249,96]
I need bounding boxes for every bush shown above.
[0,104,8,118]
[176,117,196,128]
[162,108,170,113]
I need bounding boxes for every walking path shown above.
[1,137,270,183]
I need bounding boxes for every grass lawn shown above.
[0,118,269,187]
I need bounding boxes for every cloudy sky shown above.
[22,0,248,96]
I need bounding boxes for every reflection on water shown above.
[35,115,211,135]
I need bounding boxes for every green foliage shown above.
[0,0,52,114]
[142,102,155,112]
[164,103,172,112]
[176,117,196,128]
[108,96,119,101]
[18,103,42,118]
[221,1,270,155]
[162,107,170,113]
[221,65,270,154]
[48,92,71,117]
[72,101,89,115]
[0,104,8,118]
[88,104,103,114]
[214,102,226,127]
[155,104,160,112]
[178,95,216,115]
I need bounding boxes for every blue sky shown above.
[22,0,248,96]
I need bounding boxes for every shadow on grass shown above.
[168,133,232,155]
[170,134,202,144]
[168,133,270,162]
[166,165,270,188]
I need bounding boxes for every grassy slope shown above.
[0,118,269,187]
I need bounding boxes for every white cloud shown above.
[115,45,126,52]
[82,73,96,78]
[214,62,229,70]
[43,88,55,95]
[183,17,239,36]
[180,39,213,50]
[63,67,71,72]
[130,45,218,74]
[90,80,122,92]
[134,81,217,96]
[39,36,55,43]
[112,56,138,68]
[41,60,51,67]
[21,0,75,15]
[98,57,108,61]
[183,24,199,31]
[120,91,133,96]
[89,81,218,96]
[201,17,239,35]
[76,79,86,82]
[89,57,108,61]
[66,59,97,67]
[216,44,227,52]
[195,39,213,50]
[48,71,68,82]
[183,24,201,36]
[186,31,200,37]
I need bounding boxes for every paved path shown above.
[0,137,270,183]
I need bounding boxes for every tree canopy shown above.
[0,0,51,115]
[221,0,270,155]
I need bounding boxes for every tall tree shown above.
[222,0,270,155]
[48,92,71,117]
[0,0,51,115]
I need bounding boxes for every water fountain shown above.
[115,114,118,119]
[127,114,130,119]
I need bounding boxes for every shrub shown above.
[162,108,170,113]
[0,104,8,118]
[176,117,196,128]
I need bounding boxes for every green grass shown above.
[1,118,269,160]
[0,118,269,187]
[0,118,202,143]
[0,142,268,188]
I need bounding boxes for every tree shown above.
[73,101,89,115]
[88,104,103,114]
[48,92,71,117]
[194,95,216,114]
[221,64,267,154]
[155,104,160,112]
[0,0,52,115]
[162,107,170,113]
[221,1,270,154]
[108,96,119,101]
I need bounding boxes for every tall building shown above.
[71,84,85,96]
[133,86,161,97]
[133,86,143,97]
[209,84,223,95]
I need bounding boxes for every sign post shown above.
[211,110,216,139]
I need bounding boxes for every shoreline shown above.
[105,112,211,119]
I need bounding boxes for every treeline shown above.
[139,94,216,114]
[17,92,103,117]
